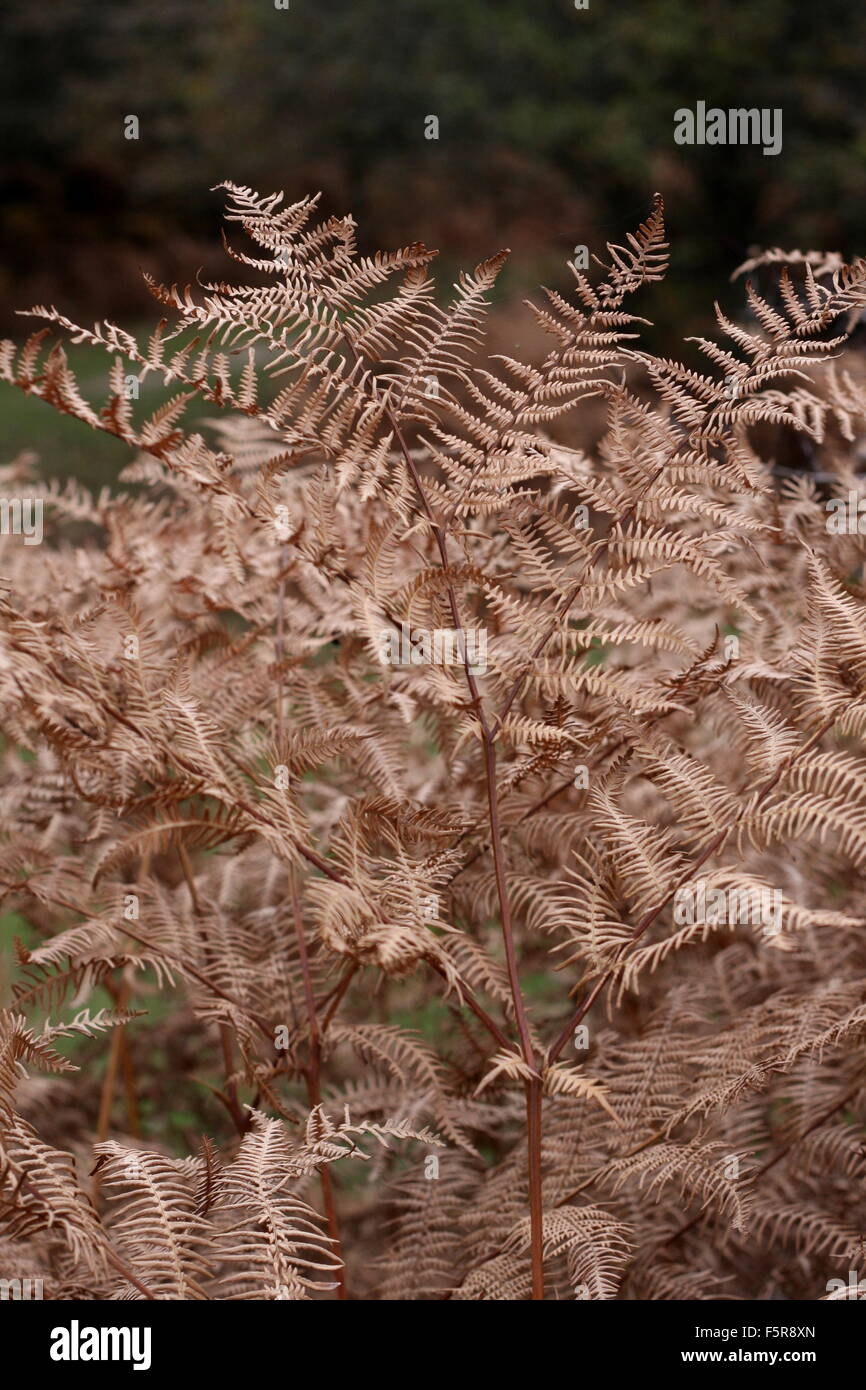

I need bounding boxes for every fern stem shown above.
[427,959,512,1051]
[118,1028,141,1137]
[372,353,546,1296]
[388,388,546,1293]
[526,1076,545,1299]
[342,326,546,1297]
[480,740,537,1068]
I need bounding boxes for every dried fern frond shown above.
[2,184,866,1300]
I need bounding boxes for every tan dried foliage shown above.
[1,184,866,1299]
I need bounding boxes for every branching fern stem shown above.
[344,333,546,1297]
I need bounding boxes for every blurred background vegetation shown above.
[1,0,865,479]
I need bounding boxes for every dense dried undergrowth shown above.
[2,185,866,1300]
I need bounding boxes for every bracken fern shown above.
[1,185,866,1299]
